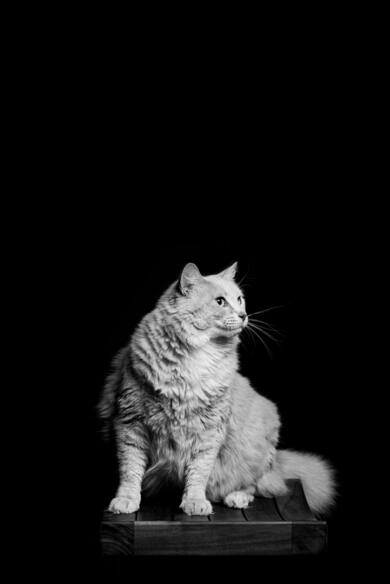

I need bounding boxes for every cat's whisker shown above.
[247,322,280,344]
[249,317,280,329]
[245,324,273,357]
[248,325,279,344]
[249,317,279,327]
[247,304,288,317]
[237,271,249,287]
[243,325,256,346]
[237,273,258,288]
[238,329,250,352]
[244,326,258,349]
[248,318,285,338]
[243,327,256,345]
[252,330,273,358]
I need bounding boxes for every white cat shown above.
[99,262,335,516]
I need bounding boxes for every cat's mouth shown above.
[218,323,244,335]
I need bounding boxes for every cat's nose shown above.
[239,312,247,321]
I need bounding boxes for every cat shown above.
[98,262,335,516]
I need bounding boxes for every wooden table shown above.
[100,479,327,555]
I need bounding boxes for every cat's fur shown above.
[99,262,335,516]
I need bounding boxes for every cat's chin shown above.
[213,325,243,339]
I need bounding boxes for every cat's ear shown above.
[218,262,238,281]
[179,263,203,295]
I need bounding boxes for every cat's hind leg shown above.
[255,442,289,498]
[223,486,255,509]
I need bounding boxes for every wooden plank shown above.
[102,510,137,523]
[292,523,327,554]
[134,522,292,555]
[100,481,328,556]
[101,509,136,555]
[209,503,247,522]
[172,506,210,522]
[274,479,315,521]
[100,522,134,556]
[137,499,173,521]
[243,496,282,521]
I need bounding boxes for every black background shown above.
[11,8,381,579]
[67,207,357,576]
[43,93,367,578]
[37,32,369,578]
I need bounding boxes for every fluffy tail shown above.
[274,449,336,514]
[97,348,127,438]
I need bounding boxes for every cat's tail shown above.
[258,449,336,515]
[97,348,127,438]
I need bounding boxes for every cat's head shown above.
[171,262,247,344]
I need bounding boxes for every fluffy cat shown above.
[98,262,335,516]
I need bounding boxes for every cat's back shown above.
[231,372,280,435]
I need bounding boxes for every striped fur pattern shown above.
[99,263,335,516]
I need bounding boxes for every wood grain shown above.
[243,496,282,521]
[172,508,210,522]
[102,510,136,523]
[209,503,246,522]
[292,523,327,554]
[100,480,328,556]
[137,500,173,521]
[134,522,292,555]
[100,523,134,556]
[274,479,315,521]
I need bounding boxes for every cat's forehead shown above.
[204,275,242,297]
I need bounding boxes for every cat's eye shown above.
[237,296,243,304]
[216,297,227,307]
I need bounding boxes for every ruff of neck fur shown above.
[130,307,238,404]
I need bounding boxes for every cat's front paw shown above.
[180,497,213,516]
[108,496,140,514]
[224,491,254,509]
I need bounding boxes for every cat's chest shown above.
[159,347,235,400]
[145,391,229,443]
[146,394,208,434]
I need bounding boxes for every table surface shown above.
[100,479,327,556]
